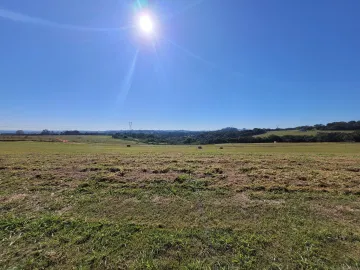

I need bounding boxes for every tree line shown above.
[296,121,360,131]
[113,130,360,144]
[112,121,360,144]
[9,120,360,144]
[13,130,101,136]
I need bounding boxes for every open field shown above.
[255,130,356,138]
[0,135,137,145]
[1,141,360,269]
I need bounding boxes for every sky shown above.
[1,0,359,131]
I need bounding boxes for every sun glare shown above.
[138,14,154,34]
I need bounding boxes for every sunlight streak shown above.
[152,39,169,90]
[163,37,215,68]
[117,49,140,105]
[0,8,131,32]
[164,37,243,78]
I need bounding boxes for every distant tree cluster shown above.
[38,130,99,135]
[60,130,81,135]
[297,121,360,131]
[113,130,360,144]
[249,132,360,143]
[40,129,56,135]
[112,121,360,145]
[8,120,360,143]
[112,128,268,145]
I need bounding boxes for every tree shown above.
[61,130,81,135]
[41,129,51,135]
[353,131,360,142]
[16,130,25,135]
[314,124,325,130]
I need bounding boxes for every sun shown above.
[138,14,154,35]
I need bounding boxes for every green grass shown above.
[255,129,356,138]
[1,141,360,269]
[0,135,137,145]
[1,141,360,154]
[54,135,138,144]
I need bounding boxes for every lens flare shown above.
[138,14,154,34]
[117,49,139,105]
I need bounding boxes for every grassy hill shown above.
[255,129,355,138]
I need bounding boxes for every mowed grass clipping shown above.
[1,141,360,269]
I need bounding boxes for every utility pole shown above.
[129,122,133,135]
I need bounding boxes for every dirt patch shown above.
[4,193,27,203]
[212,192,252,207]
[122,197,141,204]
[231,192,252,204]
[310,203,360,222]
[262,199,285,205]
[56,205,73,215]
[152,195,174,205]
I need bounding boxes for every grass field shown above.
[0,135,138,145]
[1,140,360,269]
[255,129,356,138]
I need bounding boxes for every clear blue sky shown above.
[1,0,359,131]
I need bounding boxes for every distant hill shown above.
[255,129,356,138]
[2,121,359,143]
[111,121,360,144]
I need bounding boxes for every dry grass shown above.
[1,141,360,269]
